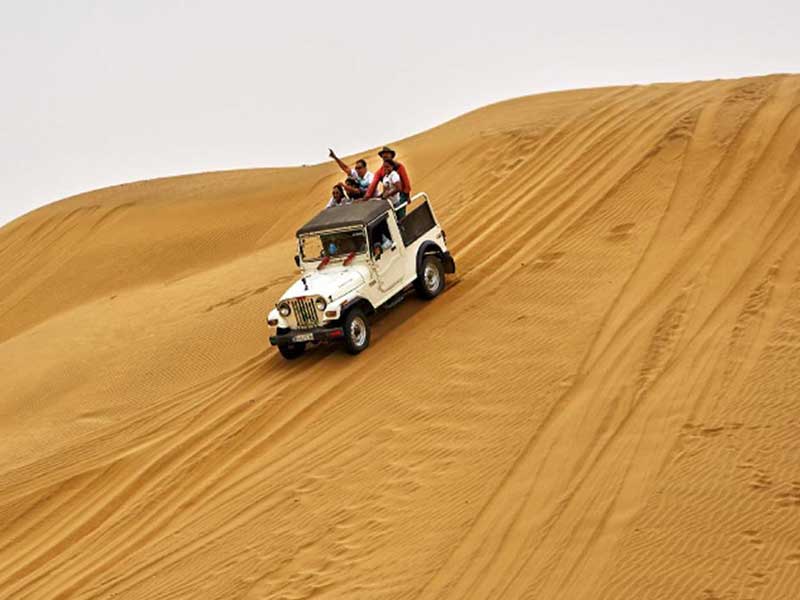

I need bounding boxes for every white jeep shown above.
[268,193,455,358]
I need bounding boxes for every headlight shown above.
[278,302,291,317]
[314,297,327,311]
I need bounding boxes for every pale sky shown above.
[1,0,797,226]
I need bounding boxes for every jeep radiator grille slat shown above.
[291,298,319,329]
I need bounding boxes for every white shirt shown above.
[381,170,401,203]
[326,196,350,209]
[350,168,374,193]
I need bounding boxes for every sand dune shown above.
[2,74,800,599]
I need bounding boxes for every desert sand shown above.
[1,73,800,599]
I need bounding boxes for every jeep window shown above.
[399,200,436,246]
[368,218,393,258]
[300,230,366,261]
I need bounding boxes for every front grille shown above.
[291,297,320,329]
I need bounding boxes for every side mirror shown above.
[294,255,300,267]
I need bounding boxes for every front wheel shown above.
[414,255,445,299]
[343,308,370,354]
[278,342,306,359]
[277,327,306,360]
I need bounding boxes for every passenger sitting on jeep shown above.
[325,184,350,209]
[376,233,393,256]
[320,231,366,257]
[369,215,395,258]
[343,177,365,200]
[328,149,374,197]
[380,159,406,217]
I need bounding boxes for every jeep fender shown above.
[416,242,442,273]
[340,295,376,316]
[416,242,456,274]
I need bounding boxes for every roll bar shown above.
[392,192,429,214]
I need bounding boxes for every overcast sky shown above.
[1,0,797,226]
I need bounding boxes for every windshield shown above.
[300,229,367,262]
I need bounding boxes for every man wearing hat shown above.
[364,146,412,207]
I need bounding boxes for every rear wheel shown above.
[343,308,370,354]
[277,328,306,360]
[414,255,445,299]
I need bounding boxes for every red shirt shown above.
[365,162,412,198]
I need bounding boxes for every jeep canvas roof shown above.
[296,199,393,236]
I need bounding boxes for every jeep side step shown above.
[383,292,406,309]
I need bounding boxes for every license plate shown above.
[293,333,314,343]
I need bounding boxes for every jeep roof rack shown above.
[297,199,393,236]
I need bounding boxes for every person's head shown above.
[355,159,368,177]
[378,146,396,160]
[332,184,344,200]
[383,159,396,172]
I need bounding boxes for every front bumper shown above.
[269,326,344,346]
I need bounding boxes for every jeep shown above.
[267,193,455,358]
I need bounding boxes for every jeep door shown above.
[368,216,404,293]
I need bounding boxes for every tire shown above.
[414,254,445,299]
[276,328,306,360]
[278,342,306,359]
[343,308,370,354]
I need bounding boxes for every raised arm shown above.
[328,148,351,176]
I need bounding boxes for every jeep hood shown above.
[280,265,369,303]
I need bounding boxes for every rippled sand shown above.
[2,74,800,599]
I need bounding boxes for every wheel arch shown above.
[415,241,444,275]
[341,296,376,317]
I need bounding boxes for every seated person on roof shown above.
[325,184,350,209]
[343,177,365,200]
